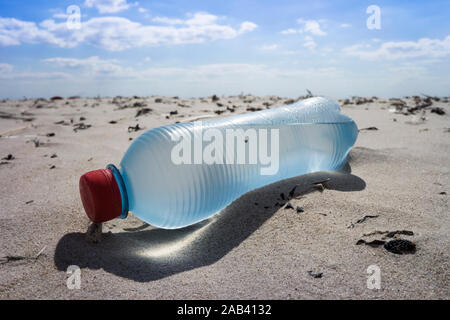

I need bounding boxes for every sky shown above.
[0,0,449,99]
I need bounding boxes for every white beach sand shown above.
[0,95,448,299]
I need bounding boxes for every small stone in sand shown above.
[296,207,304,213]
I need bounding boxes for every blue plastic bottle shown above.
[79,97,358,228]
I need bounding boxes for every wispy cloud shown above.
[344,36,450,60]
[0,13,257,51]
[281,19,326,36]
[17,57,338,82]
[44,56,124,75]
[297,19,327,36]
[84,0,137,14]
[303,36,317,51]
[0,63,13,73]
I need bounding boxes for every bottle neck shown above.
[107,164,129,219]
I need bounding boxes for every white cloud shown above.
[84,0,137,14]
[280,28,298,35]
[281,19,326,36]
[52,13,69,19]
[28,57,338,82]
[44,56,124,75]
[238,21,258,34]
[344,36,450,60]
[0,63,70,80]
[340,23,351,28]
[138,8,148,13]
[0,17,62,46]
[0,13,257,51]
[297,19,327,36]
[152,16,185,25]
[0,63,13,73]
[303,36,317,51]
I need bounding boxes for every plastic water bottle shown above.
[79,97,358,229]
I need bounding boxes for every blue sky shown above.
[0,0,449,98]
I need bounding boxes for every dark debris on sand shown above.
[135,108,152,117]
[128,124,142,132]
[2,154,14,161]
[307,271,323,278]
[384,239,416,254]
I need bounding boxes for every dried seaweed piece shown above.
[384,239,416,254]
[356,239,386,247]
[2,154,14,160]
[73,123,91,132]
[348,215,379,228]
[362,230,414,239]
[128,124,141,132]
[431,107,445,115]
[135,108,152,117]
[307,271,323,278]
[385,230,414,238]
[0,111,35,122]
[359,127,378,131]
[246,107,263,112]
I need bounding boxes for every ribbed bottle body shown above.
[119,97,358,229]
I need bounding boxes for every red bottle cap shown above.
[79,169,122,223]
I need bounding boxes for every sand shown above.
[0,95,448,299]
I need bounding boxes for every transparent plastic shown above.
[118,97,358,229]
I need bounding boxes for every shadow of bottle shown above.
[54,163,365,282]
